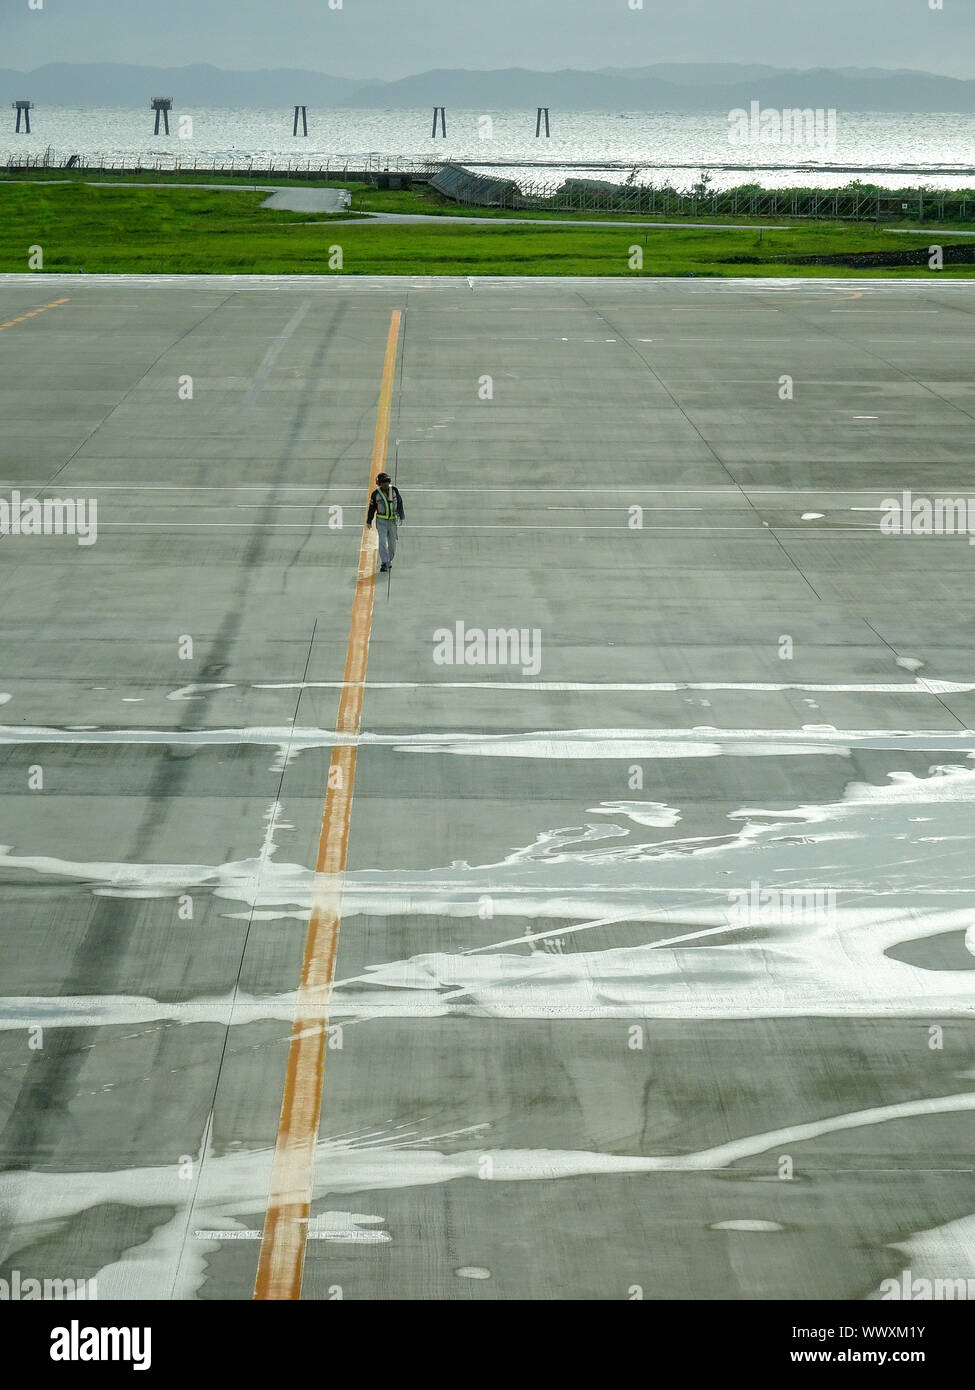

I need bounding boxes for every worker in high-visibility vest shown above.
[366,471,406,573]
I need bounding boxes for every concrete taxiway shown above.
[0,273,973,1301]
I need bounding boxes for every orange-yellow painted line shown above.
[0,298,69,333]
[253,308,402,1302]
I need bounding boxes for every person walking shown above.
[366,471,405,574]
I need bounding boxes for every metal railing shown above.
[0,149,447,178]
[2,151,973,222]
[488,179,973,222]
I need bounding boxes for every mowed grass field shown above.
[1,181,974,276]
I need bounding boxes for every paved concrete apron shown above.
[0,274,972,1301]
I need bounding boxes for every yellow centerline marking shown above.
[253,308,402,1301]
[0,297,69,333]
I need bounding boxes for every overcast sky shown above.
[3,0,972,79]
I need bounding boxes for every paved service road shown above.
[259,187,351,212]
[0,273,973,1301]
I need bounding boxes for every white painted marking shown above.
[1,484,926,495]
[249,679,975,695]
[167,684,235,701]
[588,801,681,828]
[711,1220,784,1232]
[96,522,780,532]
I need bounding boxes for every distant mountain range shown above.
[3,62,975,112]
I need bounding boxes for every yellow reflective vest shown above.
[375,488,397,522]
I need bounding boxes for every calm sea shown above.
[4,106,975,190]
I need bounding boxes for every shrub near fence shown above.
[501,180,974,222]
[425,168,973,222]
